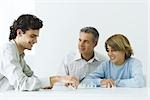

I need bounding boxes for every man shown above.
[0,14,44,91]
[54,27,107,88]
[0,14,75,91]
[0,14,84,91]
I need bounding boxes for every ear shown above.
[94,40,98,47]
[16,29,24,37]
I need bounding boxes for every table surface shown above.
[0,87,150,100]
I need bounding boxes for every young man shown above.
[0,14,44,91]
[53,27,107,88]
[0,14,81,91]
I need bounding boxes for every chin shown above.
[80,51,86,55]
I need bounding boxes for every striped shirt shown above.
[58,51,107,82]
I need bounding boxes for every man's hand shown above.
[61,75,79,88]
[48,75,79,89]
[100,79,115,88]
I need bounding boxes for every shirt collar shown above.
[10,40,25,57]
[73,50,101,62]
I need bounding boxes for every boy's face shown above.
[107,45,125,65]
[18,29,39,50]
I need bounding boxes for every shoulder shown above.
[125,57,143,69]
[65,51,76,59]
[0,41,16,53]
[96,60,111,71]
[63,51,78,63]
[126,57,142,65]
[94,51,108,61]
[0,41,18,61]
[98,59,111,67]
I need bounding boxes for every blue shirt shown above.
[81,58,145,88]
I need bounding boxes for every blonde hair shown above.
[105,34,133,59]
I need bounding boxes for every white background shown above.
[0,0,149,88]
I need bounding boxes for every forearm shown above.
[49,76,62,87]
[116,77,145,88]
[16,75,41,91]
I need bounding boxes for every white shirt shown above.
[0,40,49,91]
[58,51,107,82]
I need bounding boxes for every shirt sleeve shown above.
[0,44,42,91]
[81,63,105,87]
[57,56,69,75]
[116,59,145,88]
[39,77,50,88]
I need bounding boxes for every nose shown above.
[33,37,37,43]
[79,41,84,46]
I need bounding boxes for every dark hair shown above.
[80,27,99,41]
[9,14,43,40]
[105,34,133,59]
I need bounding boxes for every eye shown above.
[106,48,116,52]
[79,39,81,42]
[30,35,36,38]
[106,49,109,52]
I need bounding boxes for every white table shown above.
[0,87,149,100]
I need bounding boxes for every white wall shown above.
[34,0,148,79]
[0,0,149,86]
[148,0,150,87]
[0,0,36,53]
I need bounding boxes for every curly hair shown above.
[9,14,43,40]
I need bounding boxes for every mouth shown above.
[110,56,115,60]
[79,48,85,51]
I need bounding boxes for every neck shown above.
[115,59,125,66]
[81,52,94,61]
[13,39,24,55]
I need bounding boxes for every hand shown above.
[100,79,115,88]
[61,75,79,88]
[49,75,79,89]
